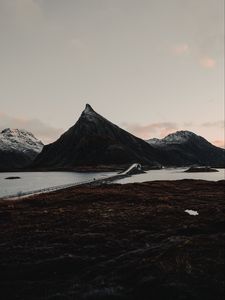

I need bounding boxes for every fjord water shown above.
[115,168,225,184]
[0,171,115,198]
[0,168,224,199]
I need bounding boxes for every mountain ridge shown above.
[147,130,225,167]
[1,106,224,171]
[147,130,216,146]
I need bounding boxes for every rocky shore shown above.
[0,180,224,300]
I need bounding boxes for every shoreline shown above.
[1,164,225,173]
[0,172,132,201]
[1,168,224,200]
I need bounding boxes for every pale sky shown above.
[0,0,224,146]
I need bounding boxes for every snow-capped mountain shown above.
[32,104,162,169]
[163,131,198,143]
[148,131,204,145]
[0,128,43,153]
[0,128,43,171]
[147,130,225,167]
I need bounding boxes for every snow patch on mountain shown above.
[81,103,119,130]
[147,138,162,145]
[147,131,198,145]
[163,131,197,143]
[0,128,43,153]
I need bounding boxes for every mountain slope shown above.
[147,130,225,167]
[32,104,162,169]
[0,128,43,171]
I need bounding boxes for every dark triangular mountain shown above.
[147,130,225,167]
[32,104,162,169]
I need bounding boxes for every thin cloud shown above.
[171,43,217,70]
[122,121,224,147]
[121,122,178,140]
[0,112,63,144]
[201,121,224,128]
[199,55,216,68]
[183,122,194,127]
[172,43,190,55]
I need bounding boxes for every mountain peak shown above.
[1,128,17,134]
[163,130,197,143]
[83,104,95,114]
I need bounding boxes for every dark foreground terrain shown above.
[0,180,224,300]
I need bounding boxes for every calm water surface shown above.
[115,168,225,184]
[0,168,224,198]
[0,171,115,198]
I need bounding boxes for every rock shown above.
[184,166,219,173]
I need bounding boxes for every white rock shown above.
[185,209,199,216]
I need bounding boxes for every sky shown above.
[0,0,224,146]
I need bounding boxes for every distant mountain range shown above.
[0,105,224,171]
[0,128,43,171]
